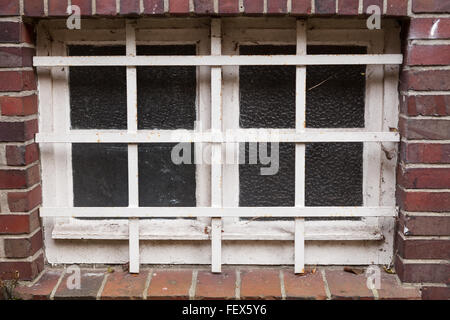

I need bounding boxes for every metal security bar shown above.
[34,19,402,274]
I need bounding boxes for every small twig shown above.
[307,74,336,91]
[241,216,267,225]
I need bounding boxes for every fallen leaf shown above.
[343,267,365,275]
[383,266,396,274]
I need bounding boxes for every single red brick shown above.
[407,45,450,66]
[0,170,27,189]
[6,143,39,166]
[219,0,239,14]
[338,0,358,15]
[8,185,42,212]
[377,273,421,300]
[1,95,38,116]
[0,0,19,16]
[292,0,311,14]
[240,269,282,300]
[0,22,20,43]
[0,47,35,68]
[101,271,148,300]
[402,95,450,116]
[401,142,450,164]
[396,234,450,260]
[169,0,190,14]
[315,0,336,14]
[0,165,40,189]
[399,117,450,140]
[55,270,105,299]
[0,119,38,142]
[194,0,214,14]
[399,212,450,236]
[386,0,408,16]
[0,71,36,92]
[0,210,39,234]
[48,0,68,16]
[398,167,450,189]
[395,257,450,284]
[363,0,383,13]
[120,0,140,14]
[14,270,61,300]
[147,270,192,299]
[143,0,164,14]
[325,269,374,300]
[96,0,117,15]
[412,0,450,13]
[196,270,236,299]
[0,253,44,280]
[4,229,43,258]
[71,0,92,15]
[396,189,450,212]
[0,215,29,233]
[401,70,450,91]
[284,270,327,300]
[244,0,263,14]
[0,22,33,44]
[267,0,287,14]
[24,0,45,17]
[409,18,450,40]
[29,209,40,231]
[421,286,450,300]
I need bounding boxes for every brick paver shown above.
[377,273,421,300]
[196,270,236,299]
[54,269,105,300]
[14,269,61,300]
[240,269,282,300]
[325,269,375,300]
[283,270,327,300]
[13,266,429,300]
[147,269,193,299]
[101,271,149,300]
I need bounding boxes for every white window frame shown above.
[35,18,401,273]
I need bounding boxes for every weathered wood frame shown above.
[35,18,402,273]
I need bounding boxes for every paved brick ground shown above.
[12,266,424,300]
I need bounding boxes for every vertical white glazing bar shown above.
[295,20,307,274]
[211,19,222,273]
[126,21,139,274]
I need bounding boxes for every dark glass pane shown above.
[239,143,295,207]
[305,143,363,206]
[69,46,127,129]
[239,45,296,129]
[138,143,196,207]
[306,46,367,128]
[72,144,128,207]
[238,45,365,210]
[137,45,196,130]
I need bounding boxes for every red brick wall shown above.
[0,0,448,299]
[395,2,450,299]
[0,18,43,281]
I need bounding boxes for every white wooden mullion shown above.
[34,54,403,67]
[210,18,222,273]
[295,20,307,274]
[50,41,75,218]
[126,21,140,274]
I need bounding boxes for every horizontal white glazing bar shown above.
[40,206,397,218]
[36,131,400,143]
[34,54,403,67]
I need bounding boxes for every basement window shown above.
[35,18,401,269]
